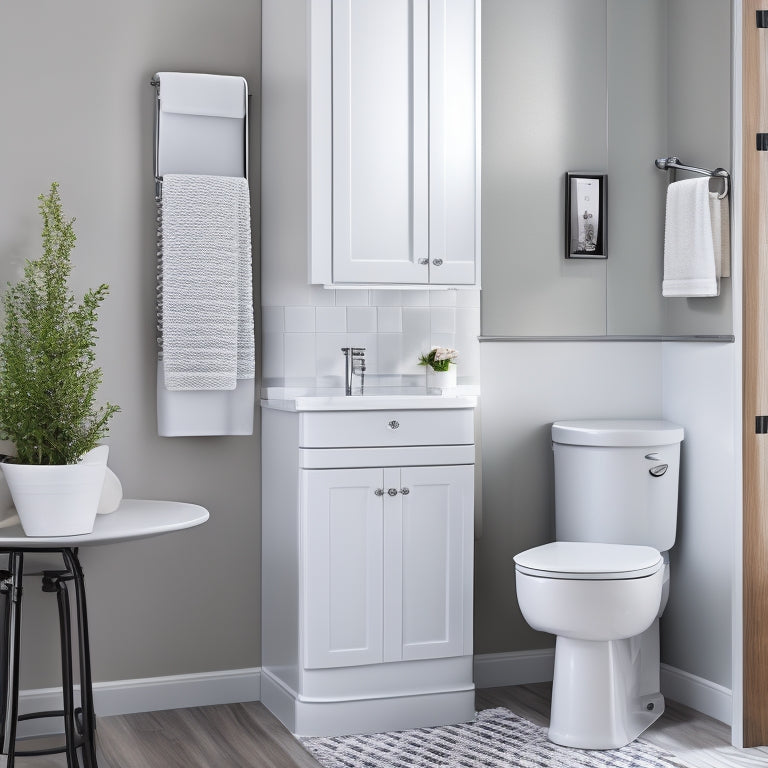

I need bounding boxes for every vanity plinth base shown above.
[262,662,475,737]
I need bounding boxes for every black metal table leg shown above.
[0,548,98,768]
[62,548,97,768]
[3,552,23,768]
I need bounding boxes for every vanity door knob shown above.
[432,258,443,266]
[374,488,384,496]
[418,258,429,265]
[400,488,410,495]
[388,420,400,430]
[387,488,398,497]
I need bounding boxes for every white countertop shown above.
[0,499,209,547]
[261,387,479,412]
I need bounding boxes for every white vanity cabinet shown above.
[261,397,476,736]
[262,0,480,288]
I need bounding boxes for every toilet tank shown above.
[552,419,684,551]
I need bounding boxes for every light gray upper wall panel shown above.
[606,0,668,336]
[662,0,733,336]
[481,0,608,337]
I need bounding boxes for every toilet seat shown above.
[514,541,663,580]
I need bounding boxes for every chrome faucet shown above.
[341,347,366,395]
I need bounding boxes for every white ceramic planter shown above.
[1,447,108,536]
[426,366,457,395]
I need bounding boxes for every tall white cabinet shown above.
[262,0,480,288]
[261,397,476,736]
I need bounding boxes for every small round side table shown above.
[0,499,209,767]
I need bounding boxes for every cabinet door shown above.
[303,468,384,669]
[429,0,478,285]
[383,464,474,662]
[331,0,430,284]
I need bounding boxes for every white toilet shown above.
[514,419,684,750]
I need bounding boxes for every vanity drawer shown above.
[299,409,474,448]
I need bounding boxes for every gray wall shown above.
[482,0,732,339]
[0,0,262,688]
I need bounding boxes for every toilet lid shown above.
[514,542,663,580]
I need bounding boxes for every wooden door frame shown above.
[742,0,768,747]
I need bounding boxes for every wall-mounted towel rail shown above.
[655,156,729,199]
[151,71,254,437]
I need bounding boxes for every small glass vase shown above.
[426,365,457,395]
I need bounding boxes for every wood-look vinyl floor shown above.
[9,683,768,768]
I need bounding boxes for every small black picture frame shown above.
[565,173,607,259]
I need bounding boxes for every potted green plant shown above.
[418,346,458,394]
[0,183,120,536]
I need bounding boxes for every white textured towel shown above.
[161,174,255,391]
[155,72,247,118]
[662,177,729,297]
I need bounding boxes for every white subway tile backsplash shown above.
[284,333,317,379]
[316,333,348,380]
[402,306,430,335]
[334,289,370,306]
[456,289,481,308]
[377,306,402,333]
[456,306,481,337]
[370,289,403,306]
[429,290,458,307]
[347,306,377,332]
[284,306,316,333]
[266,290,482,388]
[377,333,404,375]
[349,333,379,374]
[430,307,456,334]
[309,285,335,306]
[262,307,285,334]
[316,306,347,333]
[262,332,285,380]
[399,290,430,307]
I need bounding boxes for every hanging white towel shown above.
[161,174,255,390]
[662,178,725,297]
[709,190,730,280]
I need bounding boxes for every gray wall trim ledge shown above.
[479,335,736,343]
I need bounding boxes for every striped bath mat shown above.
[300,708,688,768]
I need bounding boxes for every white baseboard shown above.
[660,663,732,725]
[17,667,261,739]
[473,649,555,689]
[473,652,732,727]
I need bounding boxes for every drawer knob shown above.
[387,420,400,430]
[387,488,398,497]
[374,488,384,496]
[400,487,410,495]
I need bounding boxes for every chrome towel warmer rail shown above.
[655,156,729,200]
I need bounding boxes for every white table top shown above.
[0,499,209,548]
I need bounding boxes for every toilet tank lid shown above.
[552,419,684,447]
[514,542,663,579]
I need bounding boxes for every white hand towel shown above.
[662,178,719,297]
[155,72,247,119]
[161,174,255,391]
[709,190,730,280]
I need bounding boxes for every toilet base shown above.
[548,620,664,750]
